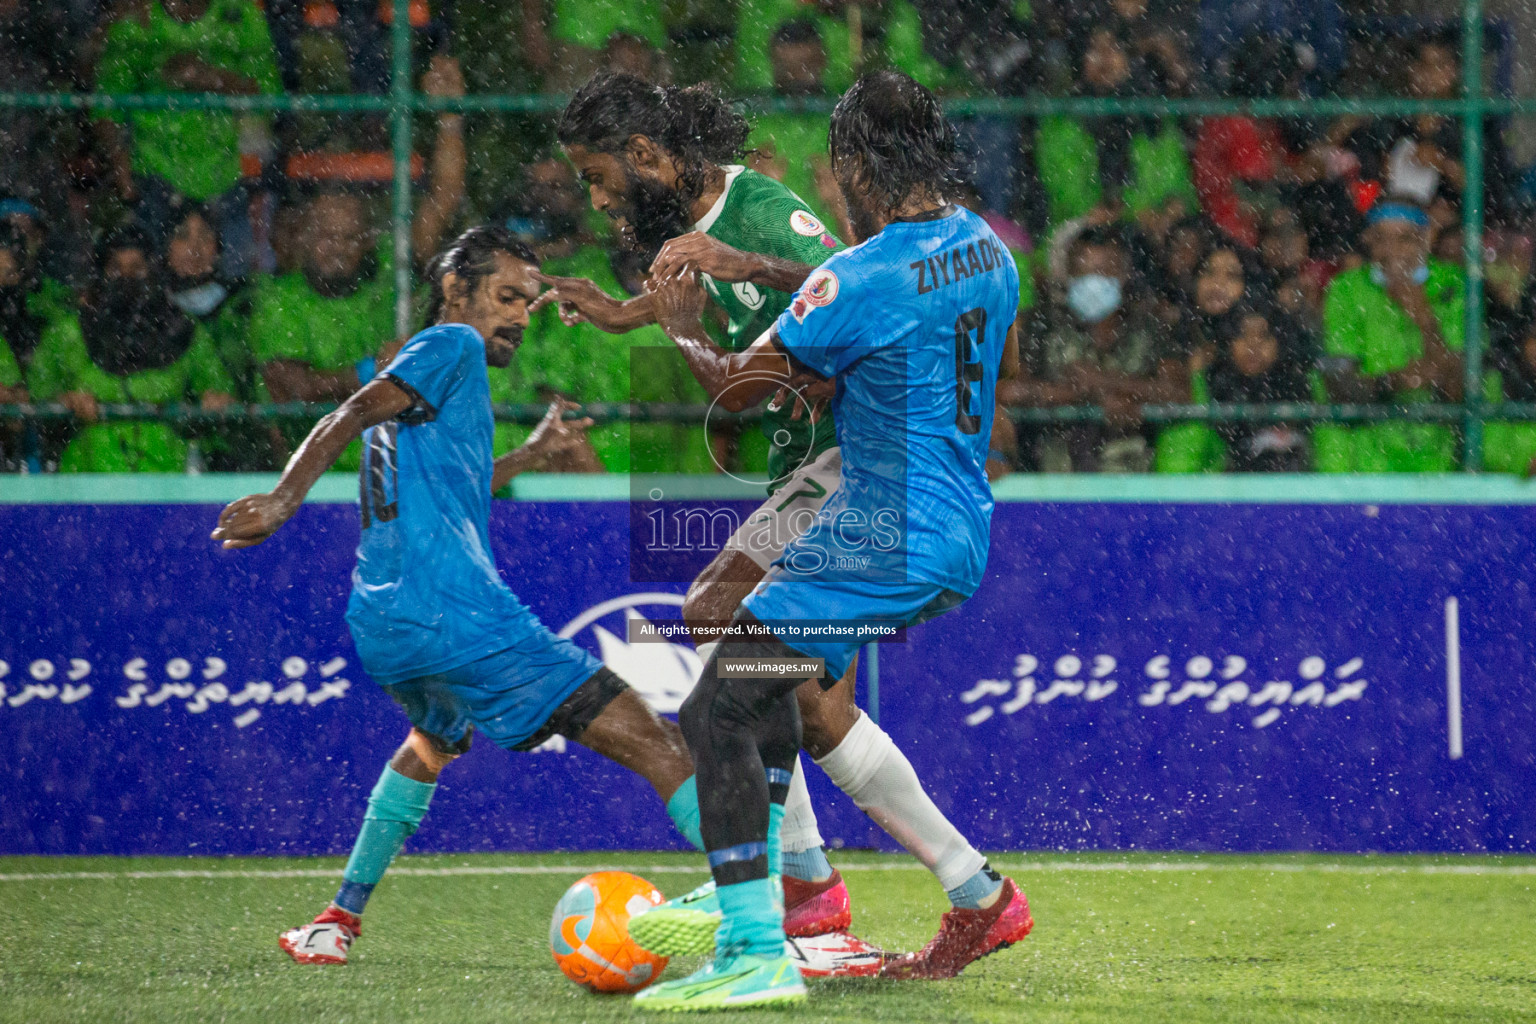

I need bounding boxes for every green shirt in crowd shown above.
[1323,260,1466,376]
[97,0,281,200]
[187,286,272,468]
[1008,245,1036,315]
[248,249,395,471]
[248,272,393,375]
[734,0,956,95]
[1317,258,1465,472]
[26,315,234,473]
[1034,119,1198,230]
[695,165,846,488]
[197,287,261,401]
[551,0,666,49]
[27,279,76,332]
[491,243,712,473]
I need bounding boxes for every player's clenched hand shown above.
[651,232,758,283]
[525,398,595,464]
[211,493,297,550]
[646,267,707,334]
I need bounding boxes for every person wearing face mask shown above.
[25,226,235,473]
[491,158,709,475]
[1317,201,1465,472]
[1003,226,1186,471]
[164,201,252,387]
[162,199,281,471]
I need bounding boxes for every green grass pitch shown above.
[1,851,1531,1023]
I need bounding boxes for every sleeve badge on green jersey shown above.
[791,268,839,321]
[790,210,825,236]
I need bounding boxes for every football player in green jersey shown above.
[538,75,1001,971]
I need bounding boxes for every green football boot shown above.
[628,879,722,956]
[633,953,806,1012]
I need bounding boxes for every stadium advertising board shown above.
[1,496,1531,855]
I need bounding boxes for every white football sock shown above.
[780,755,824,854]
[815,711,985,891]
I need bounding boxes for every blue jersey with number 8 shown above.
[769,205,1018,596]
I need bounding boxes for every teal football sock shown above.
[782,845,833,883]
[714,878,785,959]
[334,766,436,915]
[766,802,785,879]
[665,776,705,851]
[946,861,1004,909]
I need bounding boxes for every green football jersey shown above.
[695,166,844,489]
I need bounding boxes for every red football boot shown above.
[783,867,852,936]
[880,877,1033,979]
[278,905,361,965]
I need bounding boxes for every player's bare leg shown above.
[281,689,700,967]
[570,687,694,802]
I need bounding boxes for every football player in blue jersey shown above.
[212,227,707,966]
[630,71,1033,1010]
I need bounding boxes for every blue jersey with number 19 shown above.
[769,205,1018,595]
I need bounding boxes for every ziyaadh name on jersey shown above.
[909,236,1011,296]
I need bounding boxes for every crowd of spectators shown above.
[2,0,1536,475]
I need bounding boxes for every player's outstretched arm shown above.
[490,399,596,492]
[650,232,816,294]
[530,273,657,334]
[211,379,413,549]
[648,268,797,411]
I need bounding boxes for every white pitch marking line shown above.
[3,860,1535,882]
[1446,595,1463,760]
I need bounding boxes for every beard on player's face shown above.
[484,324,522,367]
[838,174,883,244]
[613,160,694,260]
[832,151,881,243]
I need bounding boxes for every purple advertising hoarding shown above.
[1,496,1532,856]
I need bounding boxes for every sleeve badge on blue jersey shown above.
[790,210,825,236]
[791,268,838,322]
[804,268,838,306]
